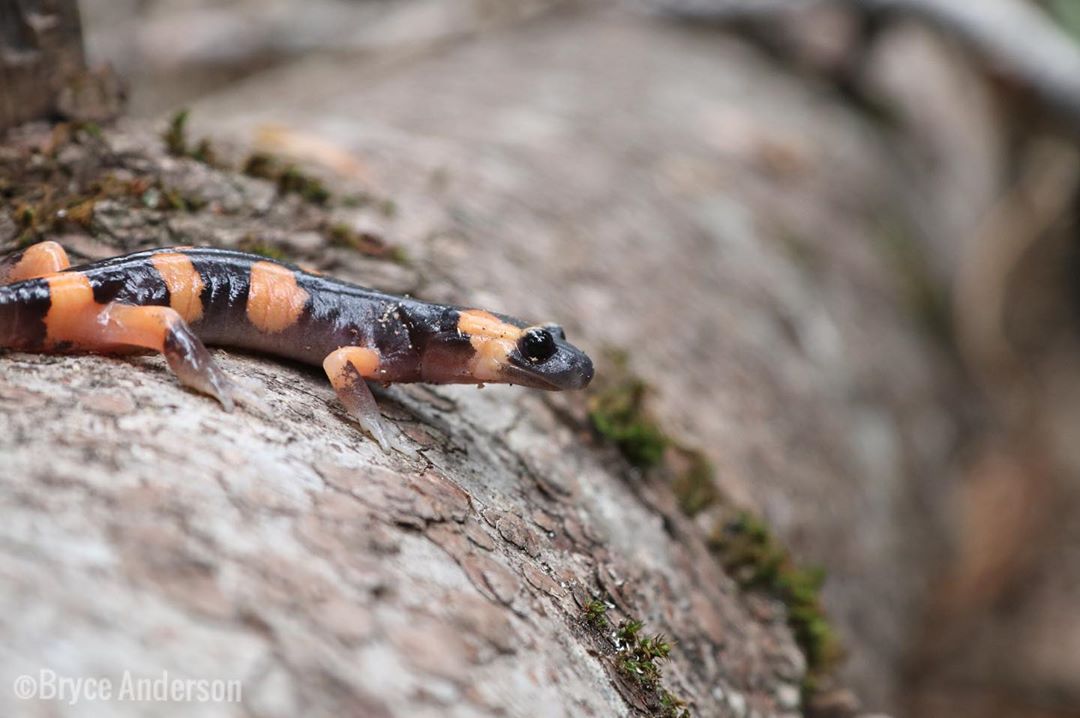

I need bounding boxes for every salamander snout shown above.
[505,325,593,391]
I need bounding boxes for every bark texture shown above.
[0,120,819,718]
[0,4,1010,717]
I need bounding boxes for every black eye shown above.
[519,328,557,363]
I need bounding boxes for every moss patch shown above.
[0,121,411,286]
[237,235,289,262]
[279,166,331,205]
[163,109,220,166]
[709,512,842,688]
[325,222,408,263]
[587,352,669,469]
[1,131,207,249]
[581,601,690,718]
[587,350,844,706]
[668,446,718,517]
[242,152,331,205]
[163,109,190,157]
[587,351,718,517]
[583,599,609,630]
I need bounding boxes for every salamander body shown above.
[0,242,593,449]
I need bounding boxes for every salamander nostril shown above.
[576,357,595,389]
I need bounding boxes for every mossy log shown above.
[0,8,979,716]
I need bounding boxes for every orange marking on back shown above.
[9,242,70,282]
[44,273,98,346]
[457,310,522,383]
[43,273,179,352]
[457,309,523,341]
[246,261,310,334]
[151,253,205,323]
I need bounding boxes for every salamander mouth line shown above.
[505,366,562,390]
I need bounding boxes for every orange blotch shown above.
[151,253,205,323]
[246,261,310,334]
[457,309,521,382]
[457,309,523,341]
[44,272,181,352]
[44,273,98,345]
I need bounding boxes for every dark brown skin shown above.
[0,242,594,449]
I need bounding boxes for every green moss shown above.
[238,237,288,262]
[581,601,689,715]
[164,109,190,157]
[588,371,668,469]
[587,354,718,518]
[242,152,278,180]
[278,165,331,205]
[583,599,608,630]
[583,350,843,707]
[613,618,687,715]
[76,121,103,139]
[340,191,397,218]
[16,203,36,229]
[709,512,842,686]
[615,618,644,644]
[163,109,219,166]
[243,152,332,206]
[618,654,662,688]
[325,222,407,263]
[18,193,104,240]
[670,448,718,517]
[659,690,691,718]
[14,203,41,246]
[190,138,218,166]
[0,121,219,254]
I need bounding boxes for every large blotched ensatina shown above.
[0,242,594,449]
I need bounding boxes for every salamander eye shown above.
[519,328,557,363]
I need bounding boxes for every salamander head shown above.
[421,309,593,390]
[503,322,594,390]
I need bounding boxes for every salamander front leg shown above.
[323,346,390,451]
[96,303,236,410]
[0,241,70,284]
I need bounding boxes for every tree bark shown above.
[0,5,991,717]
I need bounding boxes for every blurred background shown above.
[7,0,1080,716]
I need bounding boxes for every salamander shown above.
[0,241,594,449]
